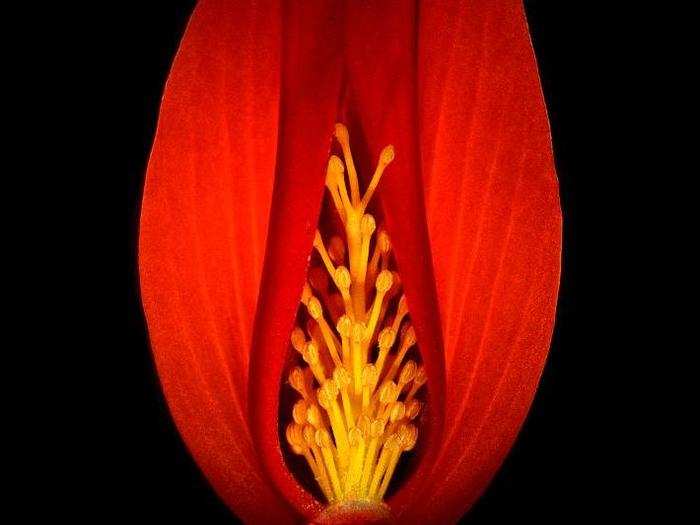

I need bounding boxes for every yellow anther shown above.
[361,214,376,238]
[324,378,339,399]
[348,427,364,448]
[334,365,355,428]
[375,269,393,293]
[399,360,417,386]
[291,327,306,353]
[293,400,309,425]
[334,266,351,290]
[333,122,350,145]
[286,423,305,453]
[336,314,352,365]
[289,367,307,396]
[378,327,396,349]
[379,381,398,406]
[326,155,348,222]
[334,123,361,206]
[304,342,320,365]
[328,154,345,176]
[333,366,351,389]
[317,384,337,409]
[362,364,378,387]
[370,418,386,438]
[303,424,317,448]
[398,423,418,451]
[389,401,406,423]
[307,296,323,320]
[316,427,333,450]
[334,266,354,317]
[361,145,395,210]
[336,315,352,337]
[361,363,378,410]
[405,399,422,420]
[307,404,324,429]
[380,144,395,165]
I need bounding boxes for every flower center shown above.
[285,124,426,505]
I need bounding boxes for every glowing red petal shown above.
[139,1,295,522]
[410,2,562,522]
[247,1,344,519]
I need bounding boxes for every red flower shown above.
[139,1,561,523]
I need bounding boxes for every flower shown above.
[139,1,561,523]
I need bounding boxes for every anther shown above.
[405,399,422,420]
[379,381,398,406]
[304,342,320,365]
[336,315,352,338]
[361,214,376,238]
[375,269,393,293]
[303,424,316,448]
[334,266,351,290]
[399,360,418,386]
[307,404,324,429]
[348,427,364,448]
[398,424,418,451]
[390,401,406,423]
[333,122,350,145]
[362,364,378,387]
[361,145,395,210]
[307,296,323,320]
[370,418,386,438]
[378,327,396,349]
[286,423,305,454]
[289,367,307,396]
[315,428,333,449]
[293,399,309,425]
[328,155,345,177]
[291,327,307,354]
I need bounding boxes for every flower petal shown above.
[246,1,345,519]
[139,1,295,522]
[409,1,562,522]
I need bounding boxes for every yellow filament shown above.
[285,124,426,505]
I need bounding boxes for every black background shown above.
[126,1,613,522]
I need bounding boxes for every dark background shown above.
[126,1,610,522]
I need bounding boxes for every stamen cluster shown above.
[285,124,426,504]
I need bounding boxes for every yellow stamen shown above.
[284,124,426,505]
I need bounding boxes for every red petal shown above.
[410,2,562,522]
[247,1,344,519]
[139,1,295,522]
